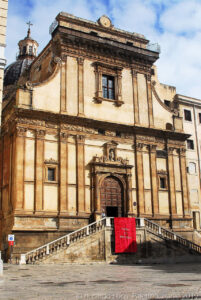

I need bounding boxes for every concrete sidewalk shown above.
[0,263,201,299]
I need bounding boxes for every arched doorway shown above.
[100,176,123,217]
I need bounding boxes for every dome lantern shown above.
[17,21,39,59]
[4,22,39,88]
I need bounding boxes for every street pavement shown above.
[0,262,201,299]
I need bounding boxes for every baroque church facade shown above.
[0,12,196,256]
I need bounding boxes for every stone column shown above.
[149,144,159,216]
[77,57,84,117]
[179,148,190,217]
[146,74,154,128]
[127,171,134,217]
[76,135,85,214]
[60,58,67,113]
[94,172,100,216]
[131,70,139,125]
[136,143,145,216]
[59,132,68,213]
[14,127,26,211]
[167,147,177,217]
[35,129,45,213]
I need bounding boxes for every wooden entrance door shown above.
[100,176,123,217]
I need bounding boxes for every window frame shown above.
[44,163,58,183]
[94,62,124,107]
[184,109,192,122]
[198,113,201,124]
[102,74,115,100]
[187,139,194,150]
[157,172,168,190]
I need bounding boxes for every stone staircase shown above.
[19,217,201,264]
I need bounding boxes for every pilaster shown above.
[76,135,85,214]
[179,147,190,217]
[149,144,159,216]
[146,74,154,127]
[59,132,68,213]
[131,69,139,125]
[35,129,45,213]
[136,143,145,215]
[77,57,84,117]
[117,69,122,102]
[127,172,134,217]
[167,147,176,217]
[60,58,67,113]
[14,127,26,211]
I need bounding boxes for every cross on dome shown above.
[26,21,33,38]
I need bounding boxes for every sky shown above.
[5,0,201,99]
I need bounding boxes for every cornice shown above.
[56,13,148,44]
[54,26,159,65]
[2,107,190,142]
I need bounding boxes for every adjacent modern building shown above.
[1,12,199,258]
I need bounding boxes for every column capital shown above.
[76,134,85,144]
[179,147,186,156]
[16,126,27,137]
[77,57,84,65]
[167,146,174,155]
[146,73,151,82]
[36,129,46,139]
[60,132,68,142]
[149,144,157,152]
[131,69,138,77]
[136,142,144,151]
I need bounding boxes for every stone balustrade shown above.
[19,216,201,265]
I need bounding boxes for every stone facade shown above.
[0,13,194,256]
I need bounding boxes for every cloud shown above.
[5,0,201,99]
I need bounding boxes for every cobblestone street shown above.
[0,263,201,299]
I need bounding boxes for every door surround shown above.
[90,155,133,219]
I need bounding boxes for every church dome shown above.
[4,58,33,87]
[4,23,38,87]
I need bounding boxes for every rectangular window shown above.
[102,75,115,100]
[164,100,170,107]
[187,139,194,150]
[159,177,166,189]
[29,46,33,55]
[48,168,55,181]
[184,109,192,121]
[199,113,201,124]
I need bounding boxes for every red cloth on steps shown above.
[114,217,137,253]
